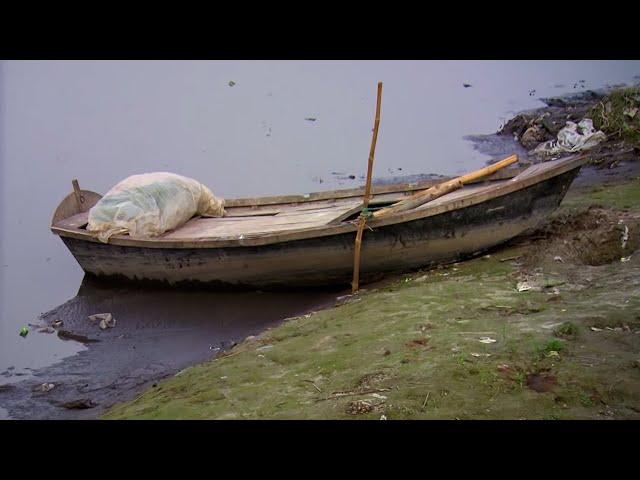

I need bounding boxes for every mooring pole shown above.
[351,81,383,294]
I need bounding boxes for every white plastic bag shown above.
[87,172,225,243]
[532,118,606,156]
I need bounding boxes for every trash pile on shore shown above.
[498,87,640,168]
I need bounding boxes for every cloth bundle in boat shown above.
[87,172,225,243]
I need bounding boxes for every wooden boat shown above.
[51,154,588,289]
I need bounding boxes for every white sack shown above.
[87,172,225,243]
[532,118,606,156]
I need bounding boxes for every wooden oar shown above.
[351,82,383,294]
[372,154,518,218]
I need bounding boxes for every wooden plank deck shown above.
[53,180,517,240]
[163,200,363,240]
[55,212,90,229]
[52,164,562,241]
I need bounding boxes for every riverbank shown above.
[103,169,640,419]
[103,88,640,419]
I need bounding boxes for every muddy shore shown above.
[104,165,640,419]
[2,87,638,420]
[0,280,339,419]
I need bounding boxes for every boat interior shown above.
[51,157,582,243]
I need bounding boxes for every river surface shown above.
[1,60,639,419]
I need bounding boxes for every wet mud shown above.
[0,277,339,419]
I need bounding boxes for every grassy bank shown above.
[104,177,640,420]
[590,87,640,148]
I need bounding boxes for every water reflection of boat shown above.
[51,155,588,288]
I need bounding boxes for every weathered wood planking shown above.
[164,200,362,239]
[51,155,589,250]
[223,166,527,208]
[56,211,90,229]
[59,167,582,288]
[413,182,499,210]
[51,190,102,225]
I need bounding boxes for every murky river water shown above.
[1,60,639,418]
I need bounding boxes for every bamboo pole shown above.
[372,154,518,218]
[351,82,383,294]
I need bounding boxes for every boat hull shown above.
[59,167,581,288]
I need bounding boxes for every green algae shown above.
[563,177,640,212]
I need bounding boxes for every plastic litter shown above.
[40,383,55,392]
[517,281,532,292]
[479,337,497,344]
[99,318,115,330]
[87,172,225,242]
[621,225,629,249]
[19,326,29,337]
[532,118,606,156]
[88,313,116,329]
[621,256,632,263]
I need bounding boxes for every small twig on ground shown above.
[422,392,430,409]
[324,387,391,400]
[303,380,322,392]
[215,350,242,360]
[455,331,497,335]
[500,255,523,262]
[608,379,623,394]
